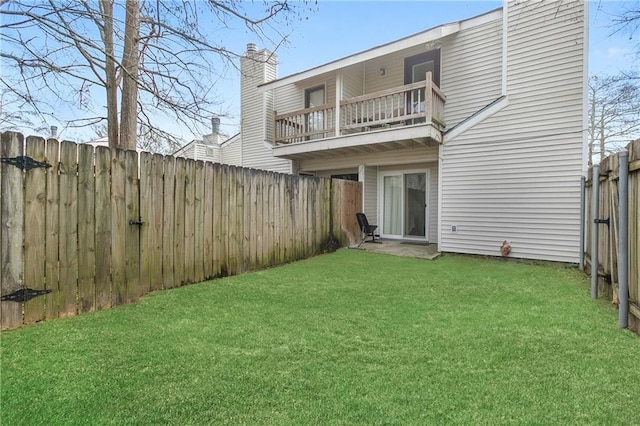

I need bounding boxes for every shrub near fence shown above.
[585,138,640,332]
[0,132,362,330]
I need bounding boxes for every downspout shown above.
[618,151,629,328]
[579,176,586,270]
[590,164,600,299]
[580,3,589,271]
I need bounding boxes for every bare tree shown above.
[0,0,314,150]
[588,73,640,166]
[611,1,640,46]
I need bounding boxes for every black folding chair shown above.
[356,212,380,247]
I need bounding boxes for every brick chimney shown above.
[211,116,220,135]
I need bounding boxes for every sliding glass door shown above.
[380,170,429,240]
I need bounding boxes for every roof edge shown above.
[258,7,502,92]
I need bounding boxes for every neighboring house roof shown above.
[84,136,109,147]
[173,132,241,165]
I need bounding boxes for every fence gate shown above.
[0,134,146,328]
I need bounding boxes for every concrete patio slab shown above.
[350,240,440,260]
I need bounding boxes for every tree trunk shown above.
[119,0,140,151]
[99,0,119,149]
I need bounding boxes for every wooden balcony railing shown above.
[274,72,446,145]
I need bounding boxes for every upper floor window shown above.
[404,49,440,86]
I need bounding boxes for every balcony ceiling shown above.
[271,124,442,160]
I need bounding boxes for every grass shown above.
[1,250,638,425]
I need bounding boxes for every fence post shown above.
[591,164,600,299]
[618,151,629,328]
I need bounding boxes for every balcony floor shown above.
[272,122,442,160]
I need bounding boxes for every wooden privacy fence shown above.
[0,132,362,330]
[584,139,640,331]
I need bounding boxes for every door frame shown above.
[377,168,430,241]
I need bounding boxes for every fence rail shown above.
[584,138,640,332]
[0,132,362,330]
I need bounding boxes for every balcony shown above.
[272,74,445,159]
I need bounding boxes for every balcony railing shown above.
[274,73,446,145]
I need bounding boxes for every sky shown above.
[208,0,638,140]
[5,0,638,143]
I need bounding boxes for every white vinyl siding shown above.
[174,143,195,160]
[440,20,503,128]
[241,50,291,173]
[220,134,242,166]
[341,65,364,99]
[174,142,219,163]
[363,166,378,223]
[440,0,585,263]
[273,73,336,117]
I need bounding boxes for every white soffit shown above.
[258,8,502,93]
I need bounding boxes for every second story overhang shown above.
[271,120,442,161]
[258,7,503,160]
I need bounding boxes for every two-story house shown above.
[222,0,587,263]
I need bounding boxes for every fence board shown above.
[125,150,140,302]
[243,169,252,270]
[58,142,79,317]
[286,175,294,262]
[77,143,96,313]
[183,160,196,284]
[203,162,214,279]
[94,147,112,309]
[45,139,60,319]
[150,154,164,291]
[276,175,282,260]
[1,132,25,329]
[162,156,176,289]
[194,160,205,283]
[227,167,238,275]
[212,163,222,277]
[219,164,229,276]
[23,136,47,323]
[139,152,153,293]
[265,171,272,265]
[111,148,127,305]
[235,166,244,274]
[174,157,186,286]
[255,171,264,267]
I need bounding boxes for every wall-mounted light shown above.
[425,41,442,51]
[379,67,386,76]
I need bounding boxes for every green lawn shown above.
[1,250,638,424]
